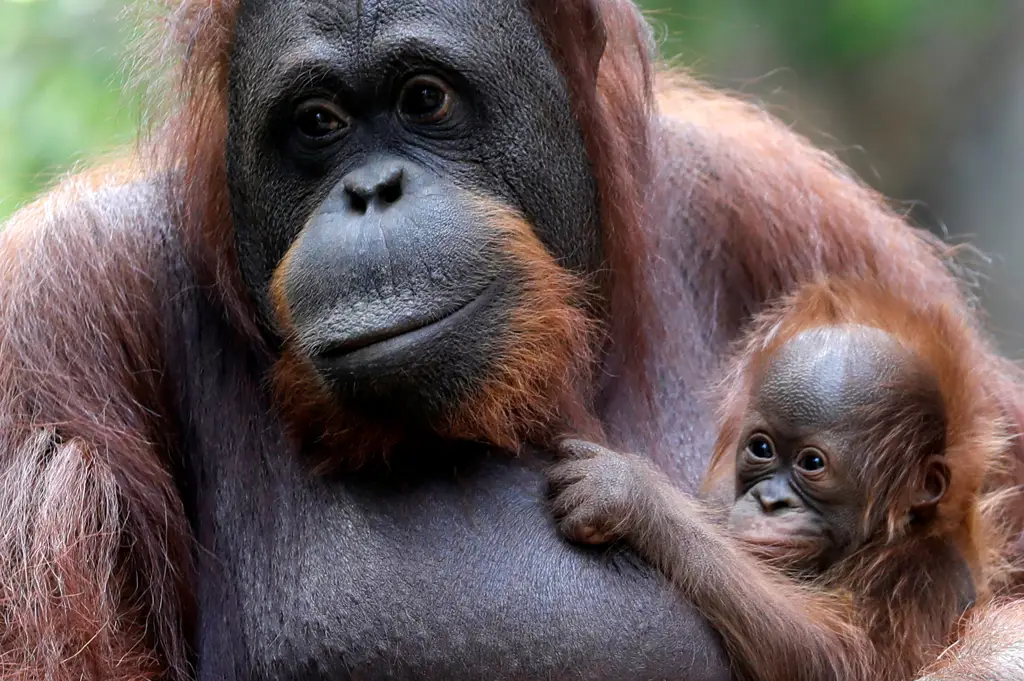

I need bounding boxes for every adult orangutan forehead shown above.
[232,0,550,84]
[227,0,600,281]
[754,324,932,433]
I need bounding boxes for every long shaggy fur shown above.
[0,172,192,679]
[443,203,601,450]
[916,599,1024,680]
[702,277,1019,681]
[0,0,1021,678]
[527,0,656,394]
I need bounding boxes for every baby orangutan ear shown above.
[911,455,950,519]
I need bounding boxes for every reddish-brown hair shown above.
[2,1,1022,678]
[157,0,247,329]
[0,170,193,679]
[269,200,601,470]
[156,0,661,461]
[528,0,656,387]
[701,277,1017,680]
[917,599,1024,680]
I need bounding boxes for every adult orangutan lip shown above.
[316,280,501,363]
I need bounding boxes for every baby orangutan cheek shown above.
[728,496,829,570]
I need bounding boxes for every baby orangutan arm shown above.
[549,439,871,681]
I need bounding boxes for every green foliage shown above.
[0,0,137,220]
[639,0,1000,69]
[746,0,999,69]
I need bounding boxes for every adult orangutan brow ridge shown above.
[0,0,1021,679]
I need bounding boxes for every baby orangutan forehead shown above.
[754,324,924,432]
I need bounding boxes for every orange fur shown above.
[268,199,600,470]
[916,599,1024,680]
[157,0,250,333]
[0,170,192,680]
[528,1,658,412]
[443,202,601,452]
[702,277,1018,680]
[0,1,1021,678]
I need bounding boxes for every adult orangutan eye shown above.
[746,435,775,460]
[293,99,349,145]
[797,450,826,473]
[397,75,454,124]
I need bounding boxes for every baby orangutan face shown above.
[729,325,949,572]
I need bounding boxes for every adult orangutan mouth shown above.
[317,279,501,365]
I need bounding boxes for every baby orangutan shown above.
[549,280,1012,681]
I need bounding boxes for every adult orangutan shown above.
[0,0,1020,679]
[917,600,1024,680]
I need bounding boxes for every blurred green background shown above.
[1,0,1022,355]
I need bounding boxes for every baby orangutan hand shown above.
[548,439,660,545]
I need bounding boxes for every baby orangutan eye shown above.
[746,435,775,460]
[797,450,826,473]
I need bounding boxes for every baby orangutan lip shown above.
[731,509,823,536]
[737,535,826,568]
[739,534,819,546]
[738,536,822,552]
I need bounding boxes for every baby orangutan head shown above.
[727,325,949,572]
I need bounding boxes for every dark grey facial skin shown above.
[226,0,598,414]
[164,238,730,681]
[728,325,919,568]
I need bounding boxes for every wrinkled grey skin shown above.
[731,325,949,562]
[228,0,601,416]
[170,0,735,678]
[729,326,918,567]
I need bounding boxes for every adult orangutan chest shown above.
[186,435,729,679]
[164,280,729,680]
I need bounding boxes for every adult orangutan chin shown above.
[0,1,1021,680]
